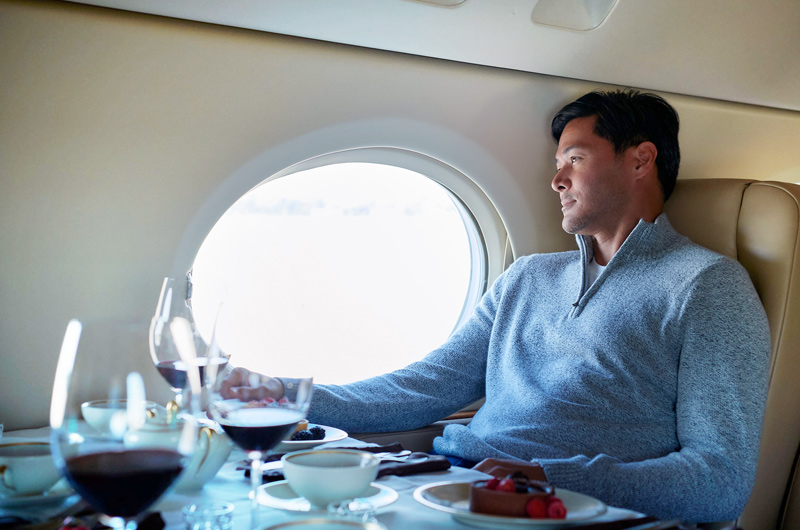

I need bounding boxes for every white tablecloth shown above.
[3,430,641,529]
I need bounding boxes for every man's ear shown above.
[633,141,657,177]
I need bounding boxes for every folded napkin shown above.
[375,454,451,478]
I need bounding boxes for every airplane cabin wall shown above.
[1,0,799,430]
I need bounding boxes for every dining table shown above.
[2,427,663,530]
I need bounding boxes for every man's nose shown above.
[551,169,569,192]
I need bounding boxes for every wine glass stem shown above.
[100,515,137,530]
[174,390,184,408]
[250,455,265,530]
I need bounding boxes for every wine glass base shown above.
[100,514,138,530]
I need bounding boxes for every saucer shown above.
[256,481,397,512]
[0,485,79,510]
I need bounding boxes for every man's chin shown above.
[562,217,586,235]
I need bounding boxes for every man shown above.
[222,90,770,523]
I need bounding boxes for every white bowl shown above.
[281,449,380,508]
[81,399,160,433]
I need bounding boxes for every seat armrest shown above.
[351,418,471,452]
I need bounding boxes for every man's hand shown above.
[219,367,285,401]
[471,458,547,482]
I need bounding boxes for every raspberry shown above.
[309,425,326,440]
[497,478,516,492]
[525,497,548,518]
[546,497,567,519]
[485,477,500,490]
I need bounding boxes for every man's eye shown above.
[570,156,578,164]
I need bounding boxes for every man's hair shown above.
[551,89,681,201]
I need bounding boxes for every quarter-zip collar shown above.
[570,213,667,317]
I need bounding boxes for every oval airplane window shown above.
[189,161,488,385]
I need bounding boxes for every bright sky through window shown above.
[190,162,478,384]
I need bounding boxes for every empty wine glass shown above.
[150,277,229,408]
[50,318,199,530]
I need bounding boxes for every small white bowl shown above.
[281,449,380,508]
[81,399,159,433]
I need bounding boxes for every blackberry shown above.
[291,430,314,441]
[309,425,327,440]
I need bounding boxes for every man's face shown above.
[551,116,630,235]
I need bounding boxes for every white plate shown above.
[413,481,607,529]
[275,424,348,452]
[0,485,79,509]
[257,481,397,513]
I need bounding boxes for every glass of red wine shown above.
[50,318,199,530]
[150,277,229,408]
[206,360,312,529]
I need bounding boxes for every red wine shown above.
[62,449,184,518]
[217,407,303,453]
[156,357,228,389]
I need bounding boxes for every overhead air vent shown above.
[531,0,617,31]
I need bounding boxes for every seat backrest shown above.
[664,179,800,530]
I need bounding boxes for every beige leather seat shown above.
[664,179,800,530]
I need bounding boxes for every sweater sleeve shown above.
[306,266,507,432]
[538,259,770,523]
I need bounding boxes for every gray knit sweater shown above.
[308,214,770,522]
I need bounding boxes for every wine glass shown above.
[50,318,199,530]
[150,277,229,408]
[205,341,313,529]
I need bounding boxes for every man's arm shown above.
[305,266,520,433]
[306,308,493,432]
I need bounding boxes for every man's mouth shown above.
[560,198,576,210]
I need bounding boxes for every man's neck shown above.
[589,221,634,265]
[590,211,661,265]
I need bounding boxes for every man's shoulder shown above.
[661,227,746,276]
[514,249,579,266]
[495,250,579,290]
[506,249,579,275]
[657,214,742,264]
[658,233,759,301]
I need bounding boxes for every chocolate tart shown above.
[469,478,554,517]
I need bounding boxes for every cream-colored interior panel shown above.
[1,0,799,430]
[61,0,800,112]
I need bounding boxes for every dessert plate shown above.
[275,424,348,452]
[413,481,607,529]
[257,481,397,513]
